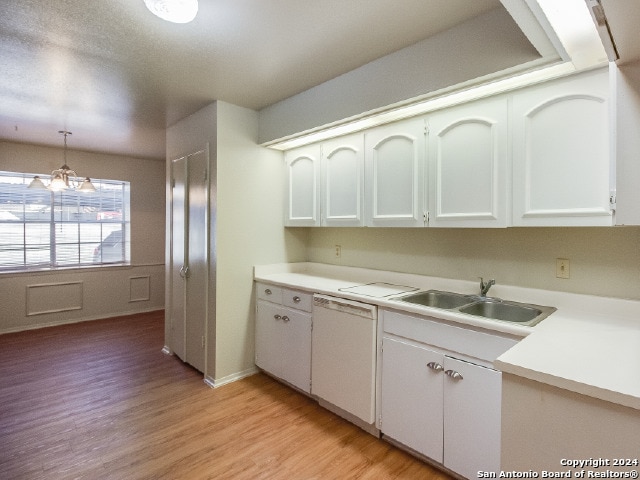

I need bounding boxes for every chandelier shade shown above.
[28,131,96,193]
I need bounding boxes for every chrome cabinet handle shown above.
[427,362,444,372]
[445,369,463,380]
[265,288,272,295]
[282,316,290,322]
[274,314,282,320]
[293,296,301,303]
[179,265,185,278]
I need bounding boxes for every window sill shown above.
[0,263,131,277]
[0,262,166,278]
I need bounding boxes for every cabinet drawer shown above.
[283,289,313,312]
[256,283,283,303]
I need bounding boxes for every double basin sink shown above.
[396,290,556,327]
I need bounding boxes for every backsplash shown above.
[305,227,640,301]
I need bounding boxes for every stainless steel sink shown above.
[396,289,556,327]
[459,299,555,326]
[398,290,476,310]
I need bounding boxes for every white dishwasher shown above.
[311,294,378,428]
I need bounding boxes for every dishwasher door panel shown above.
[311,300,377,424]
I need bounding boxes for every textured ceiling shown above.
[1,0,508,159]
[3,1,637,160]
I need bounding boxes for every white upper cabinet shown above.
[364,118,427,227]
[428,97,508,228]
[512,68,613,226]
[284,144,321,226]
[283,68,613,229]
[321,133,364,226]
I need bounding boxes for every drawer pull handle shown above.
[282,316,290,322]
[293,296,301,303]
[427,362,443,372]
[265,289,272,295]
[445,369,463,380]
[274,314,281,320]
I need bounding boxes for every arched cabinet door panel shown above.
[428,96,508,228]
[285,144,321,226]
[512,68,613,226]
[364,118,427,227]
[321,133,364,227]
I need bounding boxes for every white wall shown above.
[165,101,307,384]
[258,7,540,144]
[0,141,166,333]
[214,101,307,383]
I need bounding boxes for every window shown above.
[0,171,130,272]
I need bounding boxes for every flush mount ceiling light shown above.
[28,131,96,193]
[143,0,198,23]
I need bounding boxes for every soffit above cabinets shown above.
[265,0,610,150]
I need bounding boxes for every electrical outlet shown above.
[556,258,570,279]
[335,245,341,258]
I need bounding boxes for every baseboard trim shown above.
[204,367,259,389]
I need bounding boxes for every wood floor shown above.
[0,311,453,480]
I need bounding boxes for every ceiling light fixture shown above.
[28,131,96,193]
[143,0,198,23]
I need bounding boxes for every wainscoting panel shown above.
[26,281,83,316]
[129,275,151,302]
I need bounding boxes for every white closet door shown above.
[184,149,208,373]
[170,149,209,374]
[170,156,187,362]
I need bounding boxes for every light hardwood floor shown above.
[0,311,453,480]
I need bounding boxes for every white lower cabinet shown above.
[443,356,501,480]
[381,337,444,461]
[255,283,312,393]
[380,310,512,479]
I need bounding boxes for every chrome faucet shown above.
[479,277,495,297]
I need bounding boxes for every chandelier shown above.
[28,131,96,193]
[143,0,198,23]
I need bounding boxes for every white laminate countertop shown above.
[254,262,640,411]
